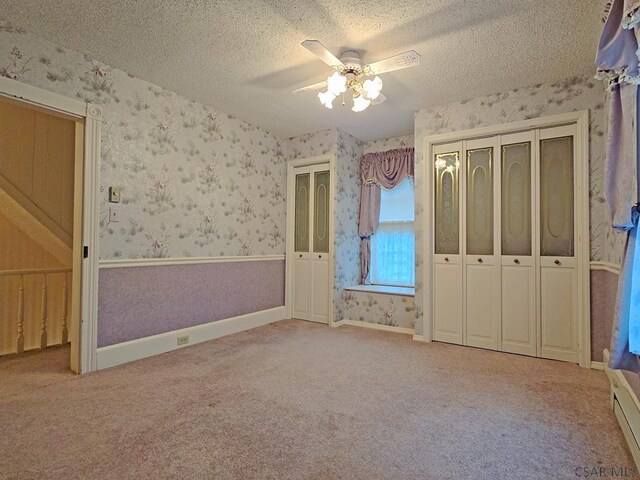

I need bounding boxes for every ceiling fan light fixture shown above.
[363,76,383,100]
[318,90,336,109]
[326,71,347,96]
[297,40,420,113]
[352,93,370,113]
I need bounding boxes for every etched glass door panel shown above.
[434,152,460,254]
[294,173,310,252]
[540,136,574,256]
[466,147,493,255]
[313,170,330,253]
[501,142,531,256]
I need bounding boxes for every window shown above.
[370,178,415,286]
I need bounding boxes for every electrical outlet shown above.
[177,335,189,346]
[109,207,119,223]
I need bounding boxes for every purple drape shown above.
[361,148,415,189]
[595,0,640,371]
[358,148,414,284]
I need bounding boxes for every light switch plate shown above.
[109,186,121,203]
[109,207,119,223]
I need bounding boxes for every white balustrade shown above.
[0,268,72,355]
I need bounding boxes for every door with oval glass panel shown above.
[292,164,331,324]
[499,131,537,357]
[432,142,463,344]
[538,125,578,363]
[464,137,501,350]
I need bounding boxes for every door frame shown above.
[0,77,102,373]
[422,110,591,367]
[285,154,336,325]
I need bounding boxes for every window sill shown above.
[344,285,415,297]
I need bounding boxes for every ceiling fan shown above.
[293,40,421,112]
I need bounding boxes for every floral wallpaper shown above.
[413,73,609,336]
[286,128,338,161]
[363,134,414,154]
[333,131,363,322]
[344,290,415,329]
[1,17,287,259]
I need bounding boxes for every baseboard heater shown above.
[604,350,640,467]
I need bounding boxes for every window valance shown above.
[360,148,414,190]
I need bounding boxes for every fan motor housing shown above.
[340,50,363,74]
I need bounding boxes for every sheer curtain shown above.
[370,178,415,286]
[370,223,415,286]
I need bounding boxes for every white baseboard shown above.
[96,306,287,370]
[412,334,427,342]
[334,319,414,335]
[591,361,604,371]
[603,349,640,468]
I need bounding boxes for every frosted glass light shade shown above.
[363,76,383,100]
[352,94,370,112]
[326,72,347,95]
[318,90,335,109]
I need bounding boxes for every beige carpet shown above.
[0,319,633,480]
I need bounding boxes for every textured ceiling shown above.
[0,0,604,141]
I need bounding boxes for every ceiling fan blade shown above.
[301,40,344,69]
[292,80,328,94]
[365,50,421,75]
[371,93,387,106]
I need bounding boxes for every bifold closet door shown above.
[464,138,500,350]
[500,132,537,357]
[310,170,330,324]
[538,126,578,362]
[432,142,463,344]
[291,164,331,324]
[293,168,312,321]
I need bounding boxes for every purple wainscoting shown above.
[590,269,619,362]
[97,259,285,347]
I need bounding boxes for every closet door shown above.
[538,126,578,363]
[292,168,312,321]
[464,138,500,350]
[433,142,463,344]
[500,132,536,356]
[310,170,330,324]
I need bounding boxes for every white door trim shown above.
[422,110,591,368]
[0,77,101,373]
[286,154,336,324]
